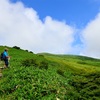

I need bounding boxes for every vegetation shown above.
[0,46,100,100]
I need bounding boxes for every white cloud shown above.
[81,13,100,58]
[0,0,75,54]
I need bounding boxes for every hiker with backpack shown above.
[1,48,10,68]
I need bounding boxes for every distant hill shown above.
[0,46,100,100]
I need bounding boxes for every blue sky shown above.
[0,0,100,58]
[11,0,100,27]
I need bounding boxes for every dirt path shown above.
[0,61,4,78]
[0,69,3,78]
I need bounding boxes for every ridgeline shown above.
[0,46,100,100]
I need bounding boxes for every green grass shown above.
[0,46,100,100]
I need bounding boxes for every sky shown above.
[0,0,100,58]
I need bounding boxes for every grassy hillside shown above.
[0,46,100,100]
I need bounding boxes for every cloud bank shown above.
[0,0,100,58]
[0,0,75,54]
[81,13,100,58]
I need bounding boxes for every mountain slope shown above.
[0,46,100,100]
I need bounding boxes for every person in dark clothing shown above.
[3,48,10,68]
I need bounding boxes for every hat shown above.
[5,48,8,51]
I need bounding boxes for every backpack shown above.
[0,52,4,61]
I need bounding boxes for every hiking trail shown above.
[0,61,4,78]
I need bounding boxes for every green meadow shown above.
[0,46,100,100]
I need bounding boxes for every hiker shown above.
[3,48,10,68]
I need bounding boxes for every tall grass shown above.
[0,46,100,100]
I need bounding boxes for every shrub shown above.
[29,51,33,54]
[21,58,37,67]
[13,46,21,50]
[21,57,48,70]
[77,61,87,65]
[57,69,64,77]
[39,61,48,70]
